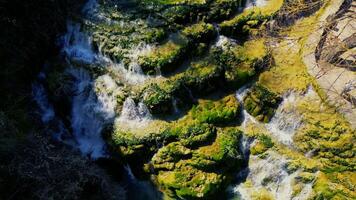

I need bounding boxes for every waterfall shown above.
[266,87,317,146]
[265,92,303,146]
[55,0,152,158]
[61,22,98,65]
[236,85,259,129]
[68,68,117,159]
[232,151,314,200]
[115,97,152,130]
[123,165,163,199]
[230,85,317,200]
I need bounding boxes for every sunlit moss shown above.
[250,134,274,155]
[313,172,356,199]
[244,84,282,122]
[138,37,189,75]
[182,22,216,43]
[219,0,283,37]
[191,95,240,125]
[157,166,223,199]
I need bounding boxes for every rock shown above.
[191,95,241,125]
[138,35,189,75]
[244,84,282,122]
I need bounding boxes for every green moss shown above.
[251,135,274,155]
[141,0,241,25]
[213,38,268,89]
[243,84,282,122]
[312,172,356,200]
[157,166,223,199]
[152,127,243,199]
[183,59,224,94]
[142,83,174,114]
[296,172,315,183]
[191,95,240,125]
[219,0,283,37]
[89,16,167,62]
[207,0,242,21]
[138,36,189,75]
[182,22,216,44]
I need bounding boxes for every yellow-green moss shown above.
[138,38,189,75]
[219,0,283,37]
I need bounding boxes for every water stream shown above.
[229,85,316,200]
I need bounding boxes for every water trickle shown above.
[215,35,237,50]
[123,164,163,199]
[266,92,303,145]
[236,85,259,129]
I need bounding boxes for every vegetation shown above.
[2,0,355,199]
[243,84,282,122]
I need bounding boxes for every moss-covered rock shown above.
[157,166,223,199]
[191,95,240,125]
[152,127,243,199]
[243,84,282,122]
[138,35,189,75]
[213,38,269,89]
[250,135,274,155]
[183,59,224,94]
[182,22,216,44]
[140,0,242,25]
[219,0,284,37]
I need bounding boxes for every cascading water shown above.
[68,67,118,158]
[232,151,313,200]
[115,97,152,130]
[229,84,317,200]
[266,87,317,146]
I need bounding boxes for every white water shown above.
[232,151,313,200]
[115,98,152,130]
[61,22,98,65]
[245,0,269,8]
[231,86,316,200]
[266,87,317,146]
[69,68,112,158]
[236,85,260,129]
[54,0,155,158]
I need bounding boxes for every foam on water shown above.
[215,35,237,50]
[236,85,259,129]
[231,85,317,199]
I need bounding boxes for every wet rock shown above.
[243,84,282,122]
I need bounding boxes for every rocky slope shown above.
[1,0,355,199]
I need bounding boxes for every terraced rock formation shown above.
[27,0,356,199]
